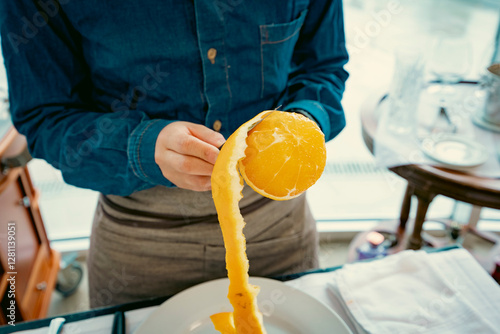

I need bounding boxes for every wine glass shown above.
[427,36,472,102]
[426,37,472,135]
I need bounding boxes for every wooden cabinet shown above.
[0,128,60,324]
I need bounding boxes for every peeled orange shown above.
[210,110,326,333]
[240,111,326,200]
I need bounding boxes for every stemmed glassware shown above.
[427,36,472,105]
[426,36,472,135]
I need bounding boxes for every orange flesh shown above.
[240,112,326,201]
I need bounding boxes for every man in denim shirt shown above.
[1,0,348,307]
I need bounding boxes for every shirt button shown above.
[213,120,222,132]
[207,48,217,64]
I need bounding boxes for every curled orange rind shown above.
[210,110,326,333]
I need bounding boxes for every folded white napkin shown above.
[328,249,500,334]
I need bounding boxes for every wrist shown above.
[286,108,319,126]
[128,119,175,186]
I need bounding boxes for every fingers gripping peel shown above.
[210,110,326,333]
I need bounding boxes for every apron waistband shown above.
[100,193,273,229]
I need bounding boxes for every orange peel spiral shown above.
[210,110,326,333]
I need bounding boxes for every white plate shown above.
[421,134,489,167]
[134,277,352,334]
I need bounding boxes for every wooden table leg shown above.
[408,193,435,250]
[398,184,414,233]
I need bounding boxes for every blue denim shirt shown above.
[1,0,348,196]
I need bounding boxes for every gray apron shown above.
[87,185,318,308]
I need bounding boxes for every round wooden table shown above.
[358,90,500,252]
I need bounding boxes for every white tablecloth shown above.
[298,248,500,334]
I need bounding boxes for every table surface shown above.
[0,264,348,334]
[360,87,500,210]
[1,246,464,334]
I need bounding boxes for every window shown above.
[309,0,500,233]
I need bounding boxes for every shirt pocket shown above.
[259,9,308,99]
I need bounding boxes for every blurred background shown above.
[1,0,500,318]
[313,0,500,233]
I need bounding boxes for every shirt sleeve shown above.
[282,0,349,141]
[0,0,173,195]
